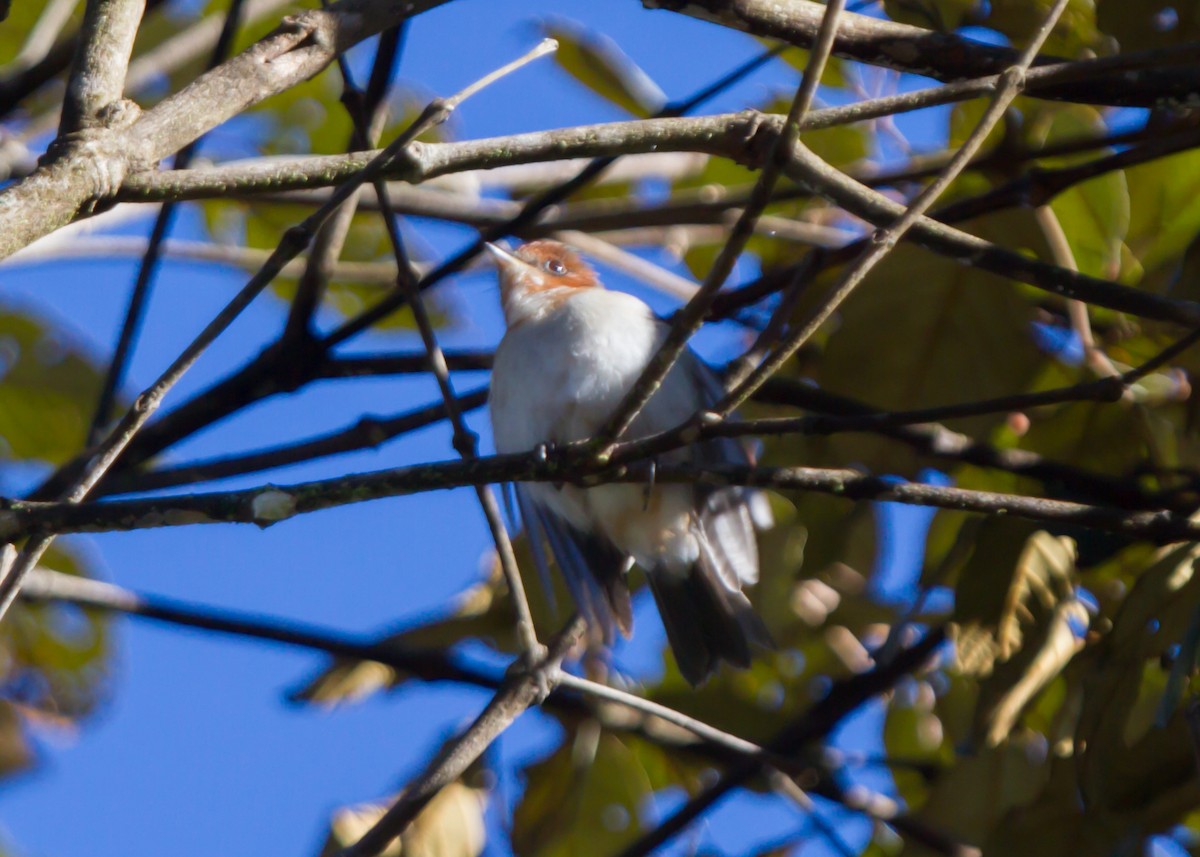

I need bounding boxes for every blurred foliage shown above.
[320,780,488,857]
[294,4,1200,853]
[541,17,666,119]
[0,306,113,791]
[7,1,1200,856]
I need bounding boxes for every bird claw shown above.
[533,443,569,491]
[642,458,657,511]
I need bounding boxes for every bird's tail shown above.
[646,557,772,686]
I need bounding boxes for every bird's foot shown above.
[642,458,657,511]
[535,442,569,491]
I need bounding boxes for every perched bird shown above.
[487,239,772,685]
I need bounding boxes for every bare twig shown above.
[721,0,1071,414]
[337,618,586,857]
[553,671,765,758]
[597,0,846,446]
[0,46,531,623]
[335,37,560,660]
[281,24,403,345]
[88,0,249,444]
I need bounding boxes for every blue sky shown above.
[0,2,952,855]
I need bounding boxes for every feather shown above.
[517,485,633,641]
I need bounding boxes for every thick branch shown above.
[0,0,450,259]
[644,0,1200,107]
[5,455,1200,544]
[115,112,1200,328]
[59,0,145,134]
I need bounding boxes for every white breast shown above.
[490,288,676,453]
[490,286,715,570]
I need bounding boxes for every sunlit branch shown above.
[102,388,489,496]
[88,0,250,445]
[58,0,144,135]
[721,0,1071,414]
[333,36,561,662]
[0,44,518,624]
[596,0,846,446]
[339,618,585,857]
[7,453,1200,544]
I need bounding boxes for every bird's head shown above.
[486,240,600,325]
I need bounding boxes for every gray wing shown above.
[685,355,774,588]
[514,484,633,643]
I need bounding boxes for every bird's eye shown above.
[544,259,567,275]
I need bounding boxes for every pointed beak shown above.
[484,242,527,274]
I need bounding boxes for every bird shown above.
[486,239,772,685]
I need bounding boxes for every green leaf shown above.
[542,18,665,119]
[1048,170,1129,280]
[1097,1,1200,52]
[1121,148,1200,283]
[0,309,109,465]
[984,0,1102,56]
[883,0,978,31]
[513,730,653,857]
[3,542,113,724]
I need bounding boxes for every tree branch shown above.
[597,0,846,446]
[614,625,947,857]
[722,0,1070,413]
[0,0,451,259]
[644,0,1200,107]
[113,113,1200,330]
[338,618,586,857]
[88,0,249,444]
[59,0,144,134]
[7,453,1200,544]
